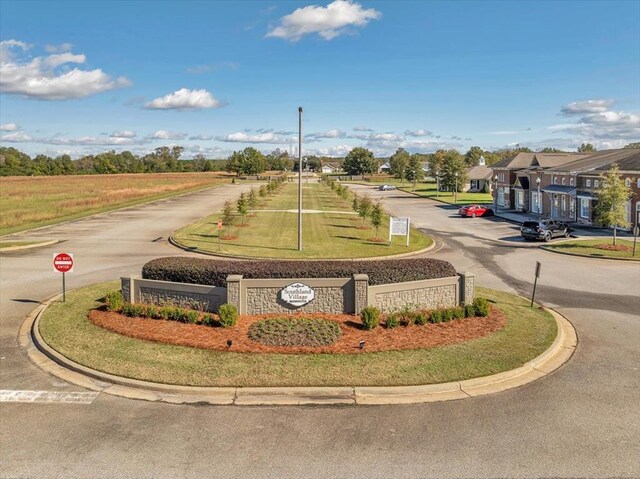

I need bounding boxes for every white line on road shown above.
[0,390,99,404]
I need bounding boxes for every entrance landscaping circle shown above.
[37,281,558,387]
[248,318,341,347]
[543,238,639,260]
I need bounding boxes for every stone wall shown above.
[122,272,474,315]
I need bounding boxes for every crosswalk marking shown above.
[0,390,99,404]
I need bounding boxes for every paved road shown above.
[1,184,639,478]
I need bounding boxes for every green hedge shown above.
[142,257,457,287]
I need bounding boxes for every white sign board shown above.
[280,283,315,307]
[389,217,410,246]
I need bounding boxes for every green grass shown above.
[172,182,433,259]
[38,281,557,387]
[544,238,639,260]
[0,240,46,249]
[0,173,229,236]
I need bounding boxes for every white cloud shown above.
[148,130,188,140]
[561,99,614,115]
[110,130,136,139]
[0,40,131,100]
[0,131,32,142]
[551,99,640,141]
[144,88,223,110]
[44,43,74,53]
[307,129,346,139]
[189,134,214,141]
[353,126,373,132]
[266,0,381,41]
[0,123,19,131]
[404,129,433,137]
[313,144,354,157]
[217,131,289,144]
[369,132,403,142]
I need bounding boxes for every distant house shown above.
[464,156,493,192]
[321,164,336,174]
[378,162,391,174]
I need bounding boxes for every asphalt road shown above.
[1,183,639,479]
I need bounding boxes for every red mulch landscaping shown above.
[88,308,506,355]
[220,235,239,240]
[356,225,371,230]
[367,237,387,243]
[595,243,632,252]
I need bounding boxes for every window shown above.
[570,198,576,219]
[637,178,640,188]
[570,177,574,186]
[586,179,591,187]
[594,180,599,188]
[580,198,590,218]
[625,178,631,188]
[553,176,558,185]
[562,177,566,185]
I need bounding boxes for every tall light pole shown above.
[298,107,303,251]
[454,172,458,204]
[536,176,541,219]
[493,174,499,213]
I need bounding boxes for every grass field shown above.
[172,182,433,258]
[350,177,493,205]
[0,172,230,236]
[38,281,557,387]
[543,238,639,260]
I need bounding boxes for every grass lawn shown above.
[38,281,558,387]
[347,177,493,206]
[0,172,230,236]
[172,182,433,259]
[0,240,50,249]
[544,238,639,260]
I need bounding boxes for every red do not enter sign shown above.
[53,253,74,273]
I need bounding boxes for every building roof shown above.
[547,148,640,173]
[492,152,587,170]
[542,185,576,194]
[466,164,492,180]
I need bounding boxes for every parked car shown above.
[521,220,571,242]
[458,204,494,218]
[379,184,397,191]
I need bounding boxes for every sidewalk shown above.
[493,209,634,238]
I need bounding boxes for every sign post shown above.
[217,219,223,252]
[389,217,410,246]
[53,253,74,302]
[633,225,639,257]
[530,261,541,307]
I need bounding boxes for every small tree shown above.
[352,193,360,213]
[370,200,383,238]
[222,200,235,236]
[593,164,632,245]
[578,143,596,153]
[237,193,248,225]
[248,188,258,210]
[407,153,425,191]
[358,194,373,225]
[389,148,410,185]
[258,184,267,197]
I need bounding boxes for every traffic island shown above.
[542,238,639,261]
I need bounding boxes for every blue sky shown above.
[1,0,639,158]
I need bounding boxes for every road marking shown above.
[0,390,99,404]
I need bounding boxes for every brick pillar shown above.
[458,272,475,305]
[226,275,243,314]
[121,277,132,303]
[353,274,369,314]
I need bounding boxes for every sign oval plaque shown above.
[281,282,315,307]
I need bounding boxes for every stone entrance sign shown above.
[281,283,315,307]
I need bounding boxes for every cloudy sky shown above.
[1,0,639,158]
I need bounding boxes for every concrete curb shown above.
[168,235,437,261]
[0,239,60,252]
[540,241,639,262]
[23,296,576,406]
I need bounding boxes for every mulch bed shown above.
[595,243,632,252]
[367,237,387,243]
[88,307,506,355]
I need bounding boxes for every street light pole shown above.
[298,107,303,251]
[454,172,458,204]
[493,174,499,213]
[536,176,541,219]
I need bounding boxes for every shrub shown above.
[451,307,466,320]
[414,312,428,325]
[142,257,457,287]
[385,313,400,329]
[183,309,200,324]
[143,305,160,319]
[202,313,214,326]
[429,310,443,324]
[441,308,454,322]
[360,306,380,330]
[158,305,173,320]
[398,306,416,326]
[218,303,238,328]
[121,303,146,318]
[248,318,341,347]
[473,298,490,317]
[104,291,123,312]
[464,304,476,318]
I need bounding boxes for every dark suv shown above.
[521,220,571,242]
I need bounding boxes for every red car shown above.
[458,204,494,218]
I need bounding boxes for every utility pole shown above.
[298,107,303,251]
